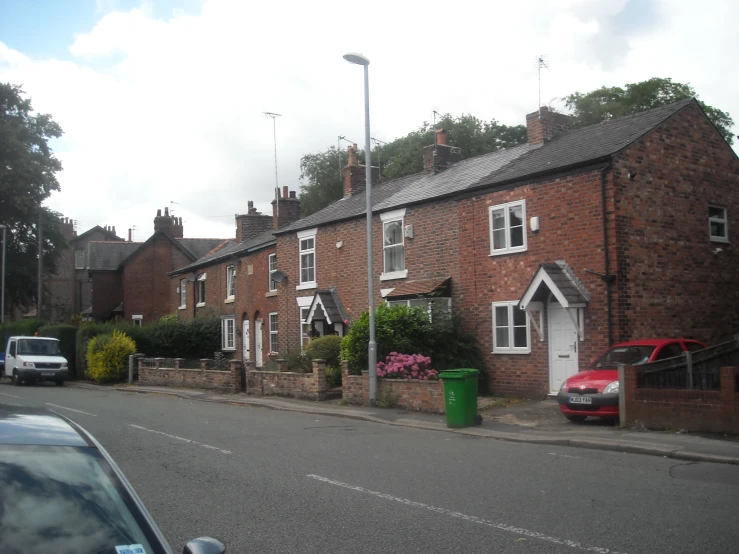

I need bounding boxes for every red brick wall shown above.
[458,168,611,397]
[123,235,192,324]
[623,365,739,434]
[91,272,123,320]
[138,363,240,392]
[171,245,277,364]
[246,360,327,400]
[611,102,739,345]
[341,362,363,404]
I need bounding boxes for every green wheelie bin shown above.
[439,368,480,428]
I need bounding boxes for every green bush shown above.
[75,318,221,377]
[1,319,46,350]
[325,365,342,388]
[306,335,342,369]
[87,330,136,383]
[340,304,489,391]
[38,324,78,378]
[285,347,312,373]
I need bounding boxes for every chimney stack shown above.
[154,207,175,233]
[59,216,75,240]
[272,187,301,230]
[235,201,273,242]
[423,129,462,174]
[342,143,380,197]
[526,106,569,144]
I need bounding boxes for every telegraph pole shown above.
[37,216,43,317]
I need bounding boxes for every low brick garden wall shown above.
[138,358,241,392]
[341,362,445,413]
[246,359,327,401]
[623,365,739,434]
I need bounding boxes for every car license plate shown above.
[41,372,55,377]
[569,396,592,404]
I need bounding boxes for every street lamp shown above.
[343,51,377,405]
[0,224,6,324]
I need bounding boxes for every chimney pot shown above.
[347,144,358,166]
[436,129,447,146]
[156,209,162,217]
[164,207,169,217]
[289,190,296,199]
[128,228,132,242]
[112,226,116,235]
[282,185,288,198]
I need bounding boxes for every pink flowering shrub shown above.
[376,353,439,380]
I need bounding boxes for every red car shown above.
[556,338,707,422]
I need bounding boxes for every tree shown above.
[299,114,526,216]
[0,83,66,315]
[563,77,734,144]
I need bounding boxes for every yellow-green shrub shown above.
[86,330,136,383]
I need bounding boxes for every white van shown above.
[4,336,69,386]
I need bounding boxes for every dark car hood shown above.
[566,369,618,391]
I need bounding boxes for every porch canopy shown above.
[518,261,589,341]
[305,287,350,337]
[384,277,451,300]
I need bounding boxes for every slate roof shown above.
[177,238,231,260]
[276,144,537,235]
[306,288,350,326]
[87,241,141,271]
[72,225,122,243]
[473,99,695,189]
[520,261,590,308]
[171,230,276,275]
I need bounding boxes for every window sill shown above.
[710,237,729,244]
[224,298,235,304]
[491,349,531,355]
[380,269,408,281]
[296,283,317,291]
[196,302,206,308]
[221,348,236,352]
[178,306,187,310]
[489,248,527,257]
[265,291,278,297]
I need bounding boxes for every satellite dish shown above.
[186,273,197,282]
[271,270,286,283]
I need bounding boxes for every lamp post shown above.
[0,224,6,324]
[343,51,377,405]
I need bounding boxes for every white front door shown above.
[548,301,579,393]
[242,319,250,361]
[255,319,263,367]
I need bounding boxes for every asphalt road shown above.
[2,382,738,554]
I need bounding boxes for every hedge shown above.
[38,324,79,378]
[1,319,46,350]
[75,318,221,377]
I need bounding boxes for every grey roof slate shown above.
[306,287,349,326]
[177,238,232,260]
[87,242,141,271]
[474,99,695,188]
[277,144,537,234]
[172,230,276,275]
[523,262,590,306]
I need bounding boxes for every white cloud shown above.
[1,0,736,240]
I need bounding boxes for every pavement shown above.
[69,381,739,465]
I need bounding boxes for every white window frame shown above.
[380,208,408,280]
[269,253,278,291]
[197,273,206,306]
[297,228,317,290]
[221,316,236,351]
[492,301,531,354]
[179,279,187,309]
[268,312,279,354]
[226,265,236,300]
[386,297,451,321]
[489,200,527,256]
[74,249,85,270]
[132,315,143,328]
[709,205,728,243]
[297,296,313,351]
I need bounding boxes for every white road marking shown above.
[548,452,581,459]
[129,424,232,455]
[0,392,24,399]
[46,403,97,417]
[307,475,626,554]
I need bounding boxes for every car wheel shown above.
[565,414,587,423]
[12,371,20,386]
[55,380,64,387]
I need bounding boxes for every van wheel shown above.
[55,380,64,387]
[12,371,21,386]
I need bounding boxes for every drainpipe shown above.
[600,165,614,346]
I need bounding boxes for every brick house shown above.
[169,188,301,366]
[84,209,226,324]
[270,98,738,398]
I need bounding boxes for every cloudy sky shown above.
[1,0,736,239]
